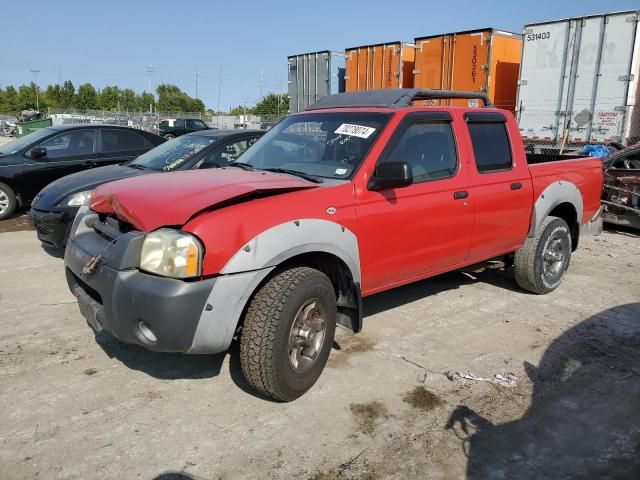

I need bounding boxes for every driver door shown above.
[355,112,474,293]
[22,129,98,199]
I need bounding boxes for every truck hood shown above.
[90,168,318,232]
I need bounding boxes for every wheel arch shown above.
[528,181,583,250]
[187,220,362,354]
[0,177,21,207]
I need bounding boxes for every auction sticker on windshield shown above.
[334,124,376,139]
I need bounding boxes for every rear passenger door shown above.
[356,112,474,292]
[98,129,154,165]
[464,112,532,260]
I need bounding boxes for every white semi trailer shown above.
[516,10,640,152]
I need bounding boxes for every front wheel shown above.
[163,133,176,140]
[514,216,572,294]
[0,182,17,221]
[239,267,337,401]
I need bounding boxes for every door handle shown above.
[453,191,469,200]
[510,182,523,190]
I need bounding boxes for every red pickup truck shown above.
[64,90,603,401]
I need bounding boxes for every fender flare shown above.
[528,181,583,237]
[187,219,361,354]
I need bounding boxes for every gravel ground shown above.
[0,227,638,479]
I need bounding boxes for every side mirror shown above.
[368,161,413,191]
[30,147,47,159]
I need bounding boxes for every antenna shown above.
[195,71,199,99]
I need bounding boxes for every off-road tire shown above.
[514,216,571,294]
[0,182,17,221]
[239,267,337,401]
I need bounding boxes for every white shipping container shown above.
[516,10,640,148]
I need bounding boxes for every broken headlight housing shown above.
[140,229,202,279]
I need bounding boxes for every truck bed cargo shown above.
[345,42,415,91]
[516,10,640,150]
[288,51,345,113]
[413,28,522,110]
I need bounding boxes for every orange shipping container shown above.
[345,42,415,92]
[413,29,521,110]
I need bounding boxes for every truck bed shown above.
[526,153,587,165]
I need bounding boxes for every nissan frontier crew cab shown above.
[64,89,604,401]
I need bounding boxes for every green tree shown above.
[229,105,247,116]
[2,86,19,115]
[137,91,155,112]
[44,84,63,109]
[119,89,137,111]
[76,83,98,110]
[253,93,288,115]
[16,82,44,111]
[156,84,204,112]
[60,80,75,109]
[98,85,120,110]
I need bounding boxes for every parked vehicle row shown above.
[28,129,263,248]
[0,125,164,221]
[62,89,603,401]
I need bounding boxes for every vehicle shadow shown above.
[95,330,227,380]
[364,261,523,317]
[604,223,640,238]
[42,244,65,259]
[92,261,526,398]
[445,303,640,479]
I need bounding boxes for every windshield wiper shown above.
[128,164,148,170]
[261,168,323,183]
[226,161,255,171]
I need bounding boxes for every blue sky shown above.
[2,0,638,111]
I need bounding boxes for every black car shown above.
[158,118,210,139]
[29,129,264,248]
[0,125,163,220]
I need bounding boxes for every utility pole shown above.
[258,69,265,101]
[243,93,248,129]
[216,67,222,127]
[29,69,41,111]
[195,71,199,99]
[57,65,62,85]
[146,62,154,92]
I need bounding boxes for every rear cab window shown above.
[465,112,513,173]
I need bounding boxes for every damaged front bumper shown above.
[64,208,270,354]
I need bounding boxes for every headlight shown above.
[140,229,202,279]
[59,190,92,207]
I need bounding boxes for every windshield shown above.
[0,128,56,155]
[130,134,216,171]
[238,112,391,179]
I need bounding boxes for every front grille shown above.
[69,270,103,305]
[35,222,56,236]
[91,215,134,241]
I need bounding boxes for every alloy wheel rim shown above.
[542,231,568,281]
[288,299,327,373]
[0,190,9,214]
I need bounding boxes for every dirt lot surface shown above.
[0,228,639,479]
[0,214,33,234]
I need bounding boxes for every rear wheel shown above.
[514,216,572,294]
[239,267,336,401]
[0,182,17,221]
[164,133,176,140]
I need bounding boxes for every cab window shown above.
[380,118,458,183]
[466,113,513,173]
[40,130,95,159]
